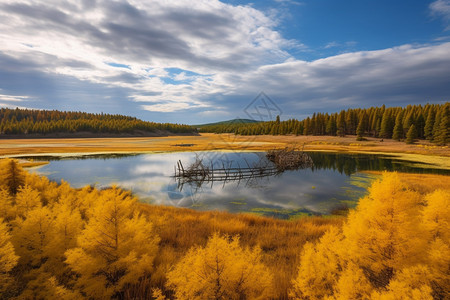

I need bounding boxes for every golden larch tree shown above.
[44,204,84,278]
[0,159,25,195]
[290,227,344,300]
[0,218,19,293]
[343,172,426,288]
[17,271,83,300]
[421,189,450,299]
[167,232,274,300]
[14,185,42,218]
[0,189,14,221]
[370,265,433,300]
[65,187,160,299]
[290,172,448,299]
[12,206,54,268]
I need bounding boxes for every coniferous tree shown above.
[356,112,368,141]
[337,110,346,137]
[303,118,311,135]
[424,107,436,141]
[432,108,442,143]
[403,110,414,137]
[379,110,393,139]
[434,104,449,145]
[406,124,418,144]
[326,115,337,136]
[65,187,160,299]
[167,233,274,300]
[0,219,19,294]
[197,103,449,145]
[290,173,446,299]
[0,159,25,195]
[0,108,195,136]
[392,111,405,141]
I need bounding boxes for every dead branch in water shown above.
[174,146,313,189]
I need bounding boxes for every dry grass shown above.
[139,204,344,299]
[1,133,449,168]
[139,171,449,298]
[364,171,450,194]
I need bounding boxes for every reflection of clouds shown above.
[133,152,194,176]
[32,152,370,215]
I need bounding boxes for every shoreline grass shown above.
[1,133,449,169]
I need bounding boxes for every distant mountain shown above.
[195,118,260,128]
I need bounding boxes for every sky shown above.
[0,0,450,124]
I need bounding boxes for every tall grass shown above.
[140,205,344,299]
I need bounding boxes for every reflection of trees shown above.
[308,152,449,175]
[310,152,399,176]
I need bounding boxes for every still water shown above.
[27,151,449,218]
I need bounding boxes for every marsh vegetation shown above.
[0,159,449,299]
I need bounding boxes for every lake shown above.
[27,151,449,219]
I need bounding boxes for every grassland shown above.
[139,172,449,298]
[1,133,449,169]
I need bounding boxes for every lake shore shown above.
[1,133,449,169]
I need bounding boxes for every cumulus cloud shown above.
[0,0,296,117]
[0,0,449,123]
[229,43,450,116]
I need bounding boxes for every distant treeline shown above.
[0,108,196,136]
[200,103,449,144]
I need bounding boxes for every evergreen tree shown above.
[432,109,442,143]
[415,111,425,138]
[379,110,393,139]
[326,116,337,136]
[303,118,311,135]
[434,104,449,145]
[337,110,346,137]
[345,110,356,135]
[392,111,405,141]
[356,112,368,141]
[403,111,414,136]
[424,107,435,141]
[406,124,417,144]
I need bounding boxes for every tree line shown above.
[0,108,196,136]
[200,103,449,145]
[0,159,448,299]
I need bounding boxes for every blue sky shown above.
[0,0,450,124]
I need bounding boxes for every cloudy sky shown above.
[1,0,450,124]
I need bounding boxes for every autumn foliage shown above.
[290,172,450,299]
[0,158,449,299]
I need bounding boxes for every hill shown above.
[195,118,260,129]
[0,108,197,138]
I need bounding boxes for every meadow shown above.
[1,133,449,169]
[0,158,449,299]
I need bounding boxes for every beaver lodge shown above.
[266,147,314,171]
[174,146,313,187]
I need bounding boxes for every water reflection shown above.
[27,151,448,218]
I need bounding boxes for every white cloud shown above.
[0,93,28,102]
[222,42,450,113]
[0,0,449,122]
[0,0,297,114]
[141,102,205,113]
[430,0,450,30]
